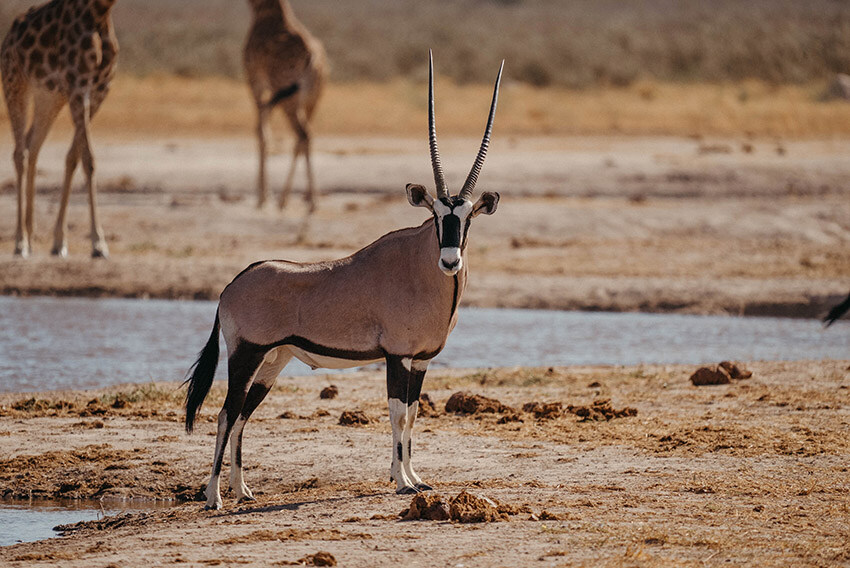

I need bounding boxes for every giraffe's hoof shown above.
[395,486,419,495]
[415,483,433,492]
[91,247,109,259]
[51,245,68,258]
[14,242,29,258]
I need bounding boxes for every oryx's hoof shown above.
[203,502,222,511]
[395,486,419,495]
[415,483,433,492]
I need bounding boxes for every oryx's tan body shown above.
[219,220,466,362]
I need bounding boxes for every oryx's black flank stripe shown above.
[267,83,300,107]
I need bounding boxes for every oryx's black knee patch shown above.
[397,442,403,462]
[407,438,412,457]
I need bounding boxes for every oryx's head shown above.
[406,51,502,276]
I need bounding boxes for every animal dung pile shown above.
[400,490,509,523]
[338,410,372,426]
[521,399,637,421]
[417,393,439,417]
[567,399,638,421]
[400,492,451,521]
[319,385,339,399]
[444,392,514,414]
[690,361,753,386]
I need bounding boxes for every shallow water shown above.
[0,296,846,393]
[0,499,173,547]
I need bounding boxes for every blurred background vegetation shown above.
[2,0,849,87]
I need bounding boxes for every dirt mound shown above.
[691,361,753,385]
[450,490,508,523]
[522,401,563,419]
[417,393,439,417]
[338,410,372,425]
[292,552,337,566]
[445,392,514,415]
[520,399,636,421]
[400,493,451,521]
[719,361,753,380]
[320,385,339,399]
[567,399,637,421]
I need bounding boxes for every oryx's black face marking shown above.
[432,197,474,276]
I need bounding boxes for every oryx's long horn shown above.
[459,60,504,200]
[429,49,449,199]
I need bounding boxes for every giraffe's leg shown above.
[4,72,30,257]
[279,105,313,212]
[52,134,81,257]
[68,91,108,258]
[255,104,270,209]
[229,347,291,502]
[205,343,266,510]
[386,355,423,494]
[21,89,64,256]
[54,89,108,256]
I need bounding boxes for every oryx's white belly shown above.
[287,346,382,370]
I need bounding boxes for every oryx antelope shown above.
[184,52,504,510]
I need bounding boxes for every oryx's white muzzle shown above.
[439,247,462,275]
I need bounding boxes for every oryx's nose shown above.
[439,247,462,274]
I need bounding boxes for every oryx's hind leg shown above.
[386,356,431,494]
[204,342,266,510]
[229,347,292,503]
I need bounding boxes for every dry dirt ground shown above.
[0,134,848,318]
[0,360,847,567]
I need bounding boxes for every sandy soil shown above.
[1,135,848,318]
[0,360,847,567]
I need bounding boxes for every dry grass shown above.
[2,75,850,139]
[3,0,850,86]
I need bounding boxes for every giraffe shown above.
[244,0,326,211]
[1,0,118,258]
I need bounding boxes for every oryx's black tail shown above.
[184,309,221,433]
[823,291,850,328]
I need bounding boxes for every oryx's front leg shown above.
[386,356,431,494]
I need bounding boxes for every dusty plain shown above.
[0,360,848,567]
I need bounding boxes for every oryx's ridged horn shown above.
[459,60,504,200]
[429,49,449,199]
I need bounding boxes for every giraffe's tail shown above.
[265,83,300,109]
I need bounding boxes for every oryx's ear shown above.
[471,191,500,217]
[406,183,434,209]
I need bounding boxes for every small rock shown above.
[338,410,372,426]
[297,551,336,566]
[417,393,439,418]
